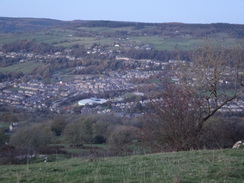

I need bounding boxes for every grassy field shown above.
[0,148,243,183]
[0,122,10,129]
[0,62,44,74]
[0,29,77,45]
[128,36,201,50]
[129,35,244,50]
[54,37,108,48]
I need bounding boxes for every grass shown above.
[129,36,202,50]
[0,30,77,45]
[54,143,107,156]
[0,29,115,48]
[0,62,44,74]
[0,148,243,182]
[0,123,10,129]
[54,37,94,47]
[128,35,244,51]
[148,78,161,83]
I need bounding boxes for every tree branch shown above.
[197,89,244,132]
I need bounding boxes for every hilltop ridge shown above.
[0,17,244,38]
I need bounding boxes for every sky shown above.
[0,0,244,24]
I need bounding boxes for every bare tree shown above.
[143,42,244,151]
[191,42,244,132]
[143,85,204,151]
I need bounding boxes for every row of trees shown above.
[6,114,139,156]
[3,109,244,160]
[124,49,192,61]
[1,40,64,54]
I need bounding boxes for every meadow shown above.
[0,62,43,74]
[0,148,243,183]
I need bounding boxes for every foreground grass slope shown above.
[0,148,243,183]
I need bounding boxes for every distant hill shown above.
[0,17,244,38]
[0,17,67,32]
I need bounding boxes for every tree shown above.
[143,85,204,151]
[92,121,109,143]
[191,42,244,132]
[51,117,67,136]
[143,42,244,151]
[63,118,94,146]
[9,124,52,149]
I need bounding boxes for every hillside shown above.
[0,17,244,37]
[0,17,67,32]
[0,17,244,51]
[0,148,243,183]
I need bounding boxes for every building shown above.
[78,98,107,106]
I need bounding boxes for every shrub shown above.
[200,117,244,149]
[108,126,138,155]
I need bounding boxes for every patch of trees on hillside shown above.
[124,49,192,61]
[1,40,64,54]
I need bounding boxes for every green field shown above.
[0,62,44,74]
[0,30,76,45]
[0,123,9,129]
[129,35,244,50]
[0,148,243,183]
[54,37,112,48]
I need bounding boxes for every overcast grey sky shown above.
[0,0,243,24]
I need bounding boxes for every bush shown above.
[108,126,138,155]
[200,117,244,149]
